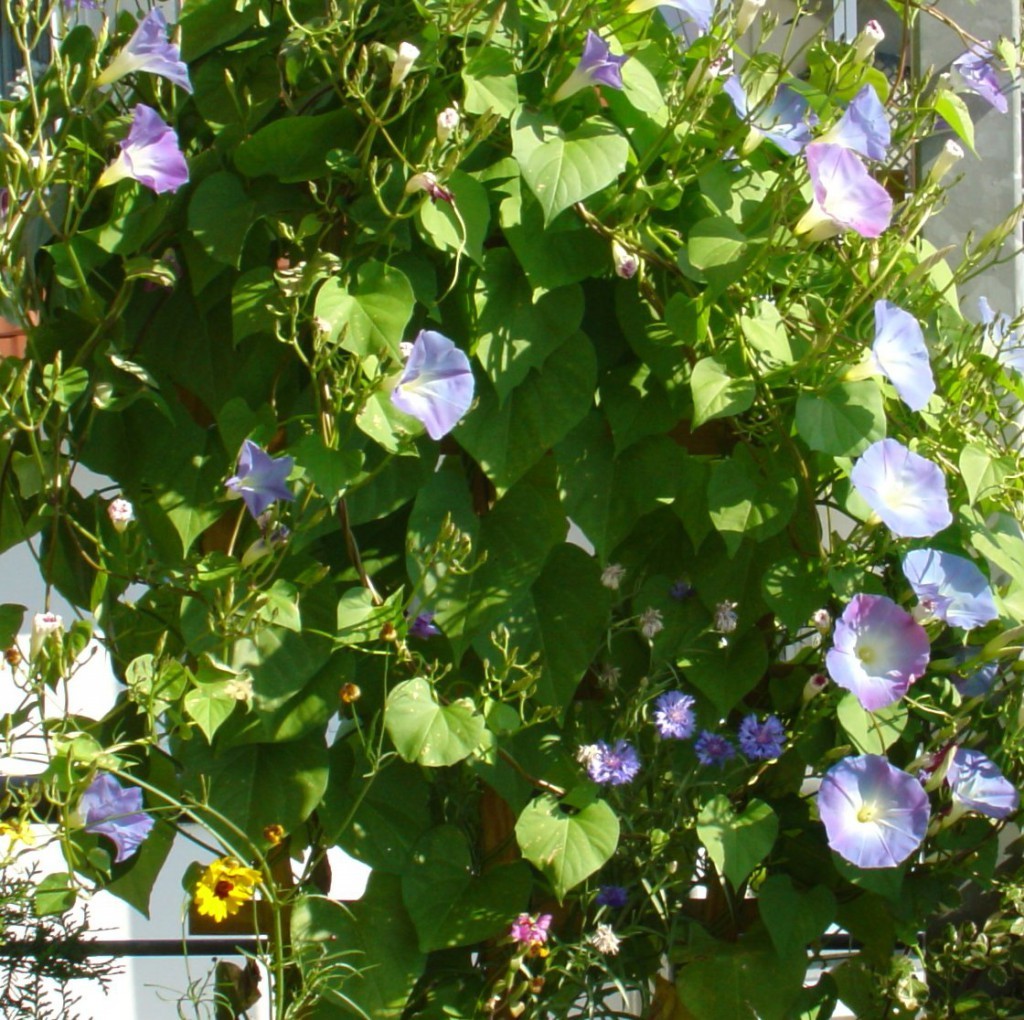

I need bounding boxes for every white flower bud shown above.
[391,42,420,88]
[927,139,964,186]
[735,0,766,36]
[107,497,134,533]
[612,242,639,280]
[852,20,884,64]
[811,608,831,636]
[436,106,459,143]
[31,612,63,659]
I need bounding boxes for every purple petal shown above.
[947,747,1018,819]
[226,438,296,519]
[80,774,155,864]
[725,78,816,155]
[106,104,189,195]
[586,740,641,785]
[902,548,998,630]
[803,142,893,238]
[653,691,696,739]
[817,755,929,869]
[408,611,441,639]
[870,300,935,412]
[952,44,1008,114]
[826,594,930,711]
[737,714,785,759]
[391,330,475,440]
[654,0,716,41]
[850,438,952,539]
[100,9,193,92]
[820,85,890,160]
[554,31,629,101]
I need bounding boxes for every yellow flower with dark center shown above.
[193,857,261,923]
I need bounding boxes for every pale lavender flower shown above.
[553,31,629,103]
[96,9,192,92]
[391,330,475,440]
[952,43,1008,114]
[107,497,134,533]
[946,747,1018,819]
[796,142,893,239]
[819,85,890,161]
[226,439,295,519]
[612,241,639,280]
[595,885,629,908]
[978,297,1024,375]
[80,774,155,863]
[902,549,998,630]
[826,595,930,711]
[695,731,736,767]
[408,611,441,639]
[637,0,716,41]
[869,300,935,412]
[817,754,929,869]
[723,77,817,156]
[738,714,785,760]
[850,439,952,539]
[653,691,696,739]
[98,105,189,195]
[586,740,641,785]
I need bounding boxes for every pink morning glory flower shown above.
[796,142,893,239]
[391,330,475,440]
[826,594,930,711]
[96,9,192,92]
[902,548,998,630]
[80,774,155,863]
[226,439,296,519]
[850,438,952,539]
[978,297,1024,375]
[722,77,817,156]
[869,300,935,412]
[97,104,189,195]
[946,747,1018,819]
[553,31,629,102]
[818,84,890,161]
[817,754,929,869]
[952,43,1008,114]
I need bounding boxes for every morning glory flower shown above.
[955,660,1000,699]
[946,747,1019,819]
[723,77,817,156]
[585,740,642,786]
[653,691,696,739]
[868,300,935,412]
[850,439,953,539]
[408,611,441,639]
[796,142,893,240]
[96,9,193,92]
[902,548,998,630]
[226,439,296,519]
[818,85,890,161]
[629,0,716,39]
[553,31,629,103]
[952,43,1008,114]
[851,20,885,64]
[826,594,930,711]
[817,754,929,869]
[737,714,785,760]
[735,0,766,35]
[695,731,736,767]
[978,296,1024,375]
[80,774,155,864]
[391,330,475,440]
[30,612,63,659]
[97,104,189,195]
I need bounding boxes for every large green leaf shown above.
[401,826,532,951]
[690,356,755,427]
[512,109,629,225]
[385,677,487,767]
[837,693,907,753]
[682,630,768,715]
[696,795,778,890]
[515,793,620,901]
[462,45,519,117]
[795,381,885,457]
[235,109,359,181]
[417,170,490,265]
[187,172,256,267]
[757,875,836,961]
[762,556,830,631]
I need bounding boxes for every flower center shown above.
[214,879,235,900]
[857,644,876,665]
[856,802,878,824]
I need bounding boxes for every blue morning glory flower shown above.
[391,330,475,440]
[952,43,1008,114]
[80,774,155,864]
[819,84,890,161]
[850,439,952,539]
[947,747,1018,819]
[978,297,1024,375]
[796,143,893,239]
[869,300,935,412]
[553,31,629,103]
[902,548,998,630]
[723,77,817,156]
[96,9,193,92]
[97,104,189,195]
[652,691,696,739]
[226,439,296,519]
[630,0,716,40]
[737,714,785,760]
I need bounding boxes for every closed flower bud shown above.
[802,672,828,703]
[852,20,884,64]
[339,682,362,704]
[811,609,831,635]
[108,497,134,533]
[612,241,639,280]
[405,172,454,204]
[391,42,420,88]
[735,0,766,35]
[30,612,63,659]
[436,106,459,143]
[927,139,964,186]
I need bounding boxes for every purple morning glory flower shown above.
[946,747,1018,819]
[978,297,1024,375]
[737,714,785,760]
[902,548,998,630]
[97,104,189,195]
[819,85,890,161]
[694,731,736,767]
[226,439,296,519]
[586,740,642,786]
[96,9,193,92]
[637,0,716,41]
[955,660,1000,699]
[408,611,441,639]
[653,691,696,739]
[391,330,475,441]
[826,594,930,711]
[553,31,629,103]
[869,300,935,412]
[723,77,817,156]
[817,754,929,869]
[952,43,1008,114]
[850,439,953,539]
[796,142,893,239]
[80,774,155,864]
[595,885,629,908]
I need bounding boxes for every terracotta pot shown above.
[0,316,29,359]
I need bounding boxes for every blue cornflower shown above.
[669,579,694,601]
[586,740,641,786]
[737,714,786,760]
[595,885,629,909]
[694,731,736,767]
[653,691,696,740]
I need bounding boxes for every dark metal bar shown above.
[0,937,267,958]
